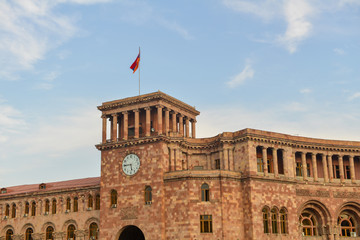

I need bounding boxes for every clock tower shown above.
[96,91,199,240]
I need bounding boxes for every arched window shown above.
[25,228,33,240]
[6,229,13,240]
[66,198,71,212]
[280,208,288,234]
[25,202,30,215]
[11,204,16,218]
[5,204,10,217]
[52,199,57,214]
[31,202,36,216]
[201,183,210,202]
[262,207,270,233]
[67,225,76,240]
[45,199,50,213]
[89,222,98,239]
[271,208,278,234]
[95,194,100,210]
[300,212,317,236]
[73,197,78,212]
[338,214,356,237]
[145,186,152,205]
[88,195,93,209]
[46,226,54,240]
[110,190,117,207]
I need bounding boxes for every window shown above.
[52,199,57,214]
[89,223,98,240]
[67,225,76,240]
[267,149,274,173]
[271,208,278,234]
[200,215,213,233]
[257,158,264,172]
[39,183,46,189]
[5,204,9,217]
[111,190,117,207]
[95,194,100,210]
[11,204,16,218]
[1,188,7,194]
[66,198,71,212]
[73,197,78,212]
[25,228,33,240]
[46,226,54,240]
[280,209,288,234]
[338,214,356,237]
[6,229,13,240]
[88,195,93,209]
[31,202,36,216]
[201,183,210,202]
[145,186,152,205]
[345,166,351,179]
[296,162,302,176]
[333,165,340,178]
[263,208,270,233]
[300,212,317,236]
[25,202,30,215]
[306,163,311,177]
[45,199,50,213]
[215,159,220,169]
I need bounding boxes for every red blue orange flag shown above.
[130,52,140,73]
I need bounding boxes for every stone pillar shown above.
[145,107,151,137]
[262,147,268,176]
[207,153,211,170]
[164,108,170,135]
[321,154,329,183]
[185,118,190,138]
[175,148,180,171]
[328,155,333,182]
[157,105,163,135]
[134,109,139,138]
[122,111,128,140]
[172,111,177,133]
[229,148,234,171]
[312,153,318,181]
[223,148,229,170]
[168,148,172,171]
[273,148,278,177]
[349,155,356,183]
[102,116,107,143]
[339,155,345,183]
[179,114,184,136]
[192,120,196,138]
[302,152,307,180]
[110,116,114,141]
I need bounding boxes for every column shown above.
[328,155,333,182]
[179,114,184,136]
[157,105,163,135]
[223,148,229,170]
[102,116,107,143]
[301,152,307,180]
[172,111,177,133]
[117,114,121,139]
[134,109,139,138]
[271,148,278,177]
[168,148,172,171]
[122,111,128,140]
[164,108,170,135]
[229,148,234,171]
[219,148,223,170]
[110,116,114,141]
[339,155,345,183]
[262,147,268,176]
[321,154,329,183]
[312,153,318,181]
[112,114,117,142]
[185,118,190,138]
[145,107,151,137]
[349,155,356,183]
[192,120,196,138]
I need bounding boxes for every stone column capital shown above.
[164,107,170,112]
[122,111,128,115]
[133,108,140,113]
[156,105,163,109]
[144,106,151,111]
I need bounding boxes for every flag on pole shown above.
[130,51,140,73]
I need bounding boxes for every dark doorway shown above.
[119,225,145,240]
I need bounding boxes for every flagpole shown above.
[139,47,140,96]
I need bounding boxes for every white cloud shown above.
[227,61,254,88]
[300,88,312,94]
[0,0,111,80]
[339,0,360,6]
[157,18,193,40]
[333,48,345,55]
[348,92,360,101]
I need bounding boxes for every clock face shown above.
[122,154,140,176]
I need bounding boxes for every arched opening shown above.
[119,225,145,240]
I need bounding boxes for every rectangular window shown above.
[296,162,302,176]
[345,166,351,179]
[215,159,220,170]
[333,165,340,178]
[257,158,264,172]
[200,215,213,233]
[306,163,311,177]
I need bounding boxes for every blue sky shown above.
[0,0,359,187]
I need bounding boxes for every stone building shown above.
[1,91,360,240]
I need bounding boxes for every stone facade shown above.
[1,91,360,240]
